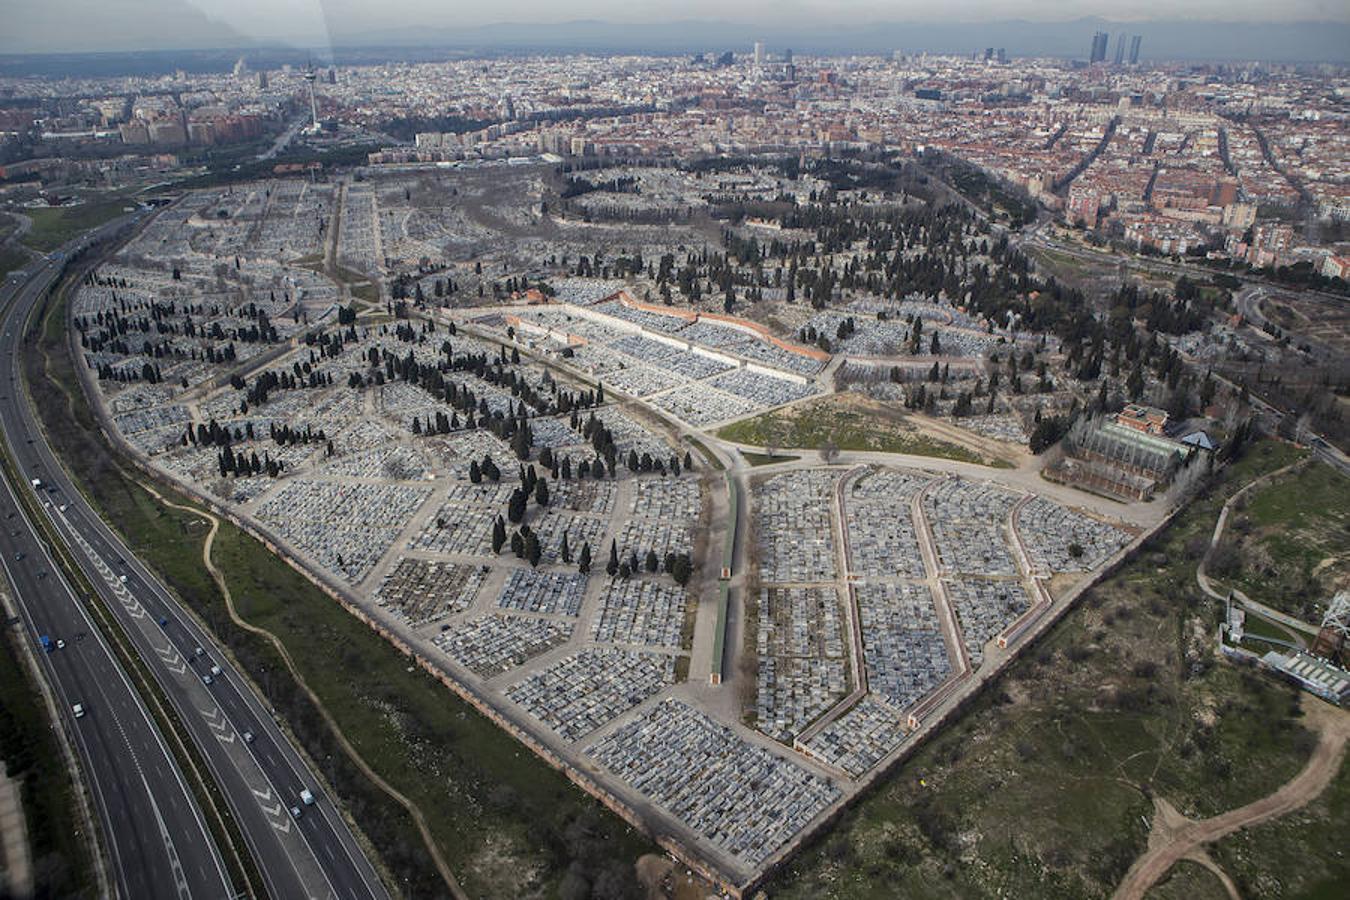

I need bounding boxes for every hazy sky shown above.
[197,0,1350,42]
[5,0,1349,53]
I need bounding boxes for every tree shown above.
[535,478,550,507]
[605,539,619,577]
[507,488,527,524]
[525,531,542,567]
[491,518,506,554]
[670,554,692,586]
[1029,416,1068,454]
[468,459,482,483]
[511,426,531,461]
[818,439,840,464]
[645,549,659,573]
[560,533,572,564]
[578,542,592,574]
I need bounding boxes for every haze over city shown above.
[3,1,1349,61]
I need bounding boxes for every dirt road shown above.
[1114,699,1350,899]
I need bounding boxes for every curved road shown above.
[0,223,234,898]
[1,216,389,899]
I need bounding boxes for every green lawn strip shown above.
[1240,612,1299,647]
[21,201,131,253]
[769,439,1316,900]
[29,259,656,897]
[0,614,95,898]
[1208,747,1350,899]
[740,450,800,466]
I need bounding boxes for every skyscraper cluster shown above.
[1090,31,1141,65]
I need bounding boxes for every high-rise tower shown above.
[1129,35,1143,65]
[303,64,319,130]
[1090,31,1109,63]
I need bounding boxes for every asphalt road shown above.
[1,217,388,900]
[0,221,233,898]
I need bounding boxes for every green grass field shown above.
[717,393,1005,467]
[25,275,654,898]
[21,200,131,253]
[769,439,1319,900]
[1213,460,1350,623]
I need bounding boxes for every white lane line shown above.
[141,772,191,900]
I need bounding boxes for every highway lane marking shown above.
[201,705,237,744]
[141,772,192,899]
[248,784,294,835]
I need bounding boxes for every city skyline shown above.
[5,4,1350,60]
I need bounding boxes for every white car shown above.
[72,703,85,718]
[242,730,255,744]
[56,639,65,650]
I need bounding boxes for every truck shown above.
[299,788,315,806]
[30,478,41,490]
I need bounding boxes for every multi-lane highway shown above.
[0,218,388,899]
[0,457,235,900]
[1,222,235,898]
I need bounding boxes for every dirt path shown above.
[1114,698,1350,900]
[1184,850,1242,900]
[139,481,468,900]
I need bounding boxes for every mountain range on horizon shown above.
[332,16,1350,64]
[2,12,1347,69]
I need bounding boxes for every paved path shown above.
[715,437,1163,529]
[1114,698,1350,900]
